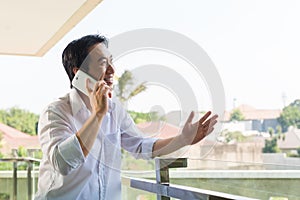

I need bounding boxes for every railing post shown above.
[155,158,187,200]
[27,161,33,200]
[13,161,17,200]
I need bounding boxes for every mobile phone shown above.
[72,69,97,96]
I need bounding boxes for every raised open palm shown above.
[180,111,218,145]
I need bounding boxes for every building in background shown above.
[0,123,40,156]
[277,127,300,154]
[223,104,281,133]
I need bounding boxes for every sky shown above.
[1,0,300,115]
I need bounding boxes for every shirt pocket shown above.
[104,130,121,151]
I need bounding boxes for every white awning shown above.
[0,0,103,56]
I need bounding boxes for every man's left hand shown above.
[180,111,218,146]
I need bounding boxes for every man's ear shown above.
[73,67,79,74]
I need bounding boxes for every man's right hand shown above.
[86,77,111,119]
[76,77,111,157]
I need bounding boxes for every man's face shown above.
[86,43,114,88]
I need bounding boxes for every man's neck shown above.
[77,90,92,112]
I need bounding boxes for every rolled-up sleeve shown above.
[56,135,85,175]
[39,106,85,176]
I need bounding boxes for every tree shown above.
[263,138,280,153]
[115,70,164,123]
[278,99,300,132]
[0,107,39,135]
[115,70,147,103]
[268,127,274,138]
[128,110,162,124]
[276,125,282,134]
[221,130,248,143]
[230,109,245,121]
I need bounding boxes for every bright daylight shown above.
[0,0,300,200]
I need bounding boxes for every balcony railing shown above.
[1,157,299,199]
[0,157,40,200]
[125,158,258,200]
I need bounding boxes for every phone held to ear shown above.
[72,69,112,98]
[72,70,98,96]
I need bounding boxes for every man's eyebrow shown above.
[97,55,113,62]
[97,56,107,62]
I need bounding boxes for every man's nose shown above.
[106,62,115,74]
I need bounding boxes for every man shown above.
[35,34,218,200]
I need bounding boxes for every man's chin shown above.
[107,83,114,88]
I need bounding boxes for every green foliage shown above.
[0,148,41,170]
[128,110,163,124]
[276,125,282,134]
[286,152,299,157]
[0,162,11,170]
[115,70,147,103]
[263,138,280,153]
[0,107,39,135]
[268,127,274,137]
[114,70,163,124]
[0,161,28,170]
[277,134,281,140]
[226,131,246,142]
[0,193,10,200]
[32,150,43,159]
[230,109,245,121]
[16,146,27,157]
[278,99,300,132]
[221,130,248,143]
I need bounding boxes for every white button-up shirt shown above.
[35,89,157,200]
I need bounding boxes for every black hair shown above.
[62,34,108,88]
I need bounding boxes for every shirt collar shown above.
[69,88,87,117]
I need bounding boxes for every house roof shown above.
[137,121,181,139]
[277,128,300,150]
[0,122,40,155]
[223,104,281,121]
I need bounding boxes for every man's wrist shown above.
[175,134,189,148]
[91,112,105,123]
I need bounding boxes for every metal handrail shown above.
[129,176,258,200]
[0,157,41,200]
[128,158,259,200]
